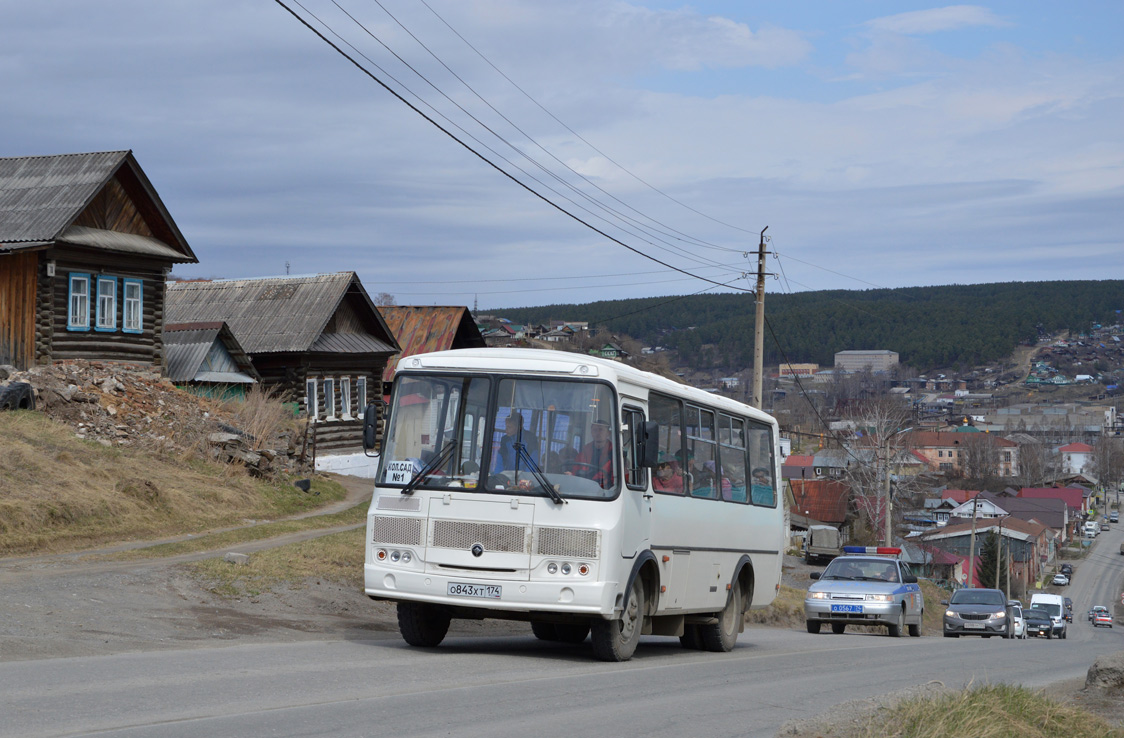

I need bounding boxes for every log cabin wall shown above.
[251,353,386,456]
[0,251,39,369]
[45,249,168,366]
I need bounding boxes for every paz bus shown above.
[362,348,784,661]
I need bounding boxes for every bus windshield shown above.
[378,373,619,500]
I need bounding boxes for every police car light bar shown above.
[842,546,902,555]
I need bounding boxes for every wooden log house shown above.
[165,273,400,463]
[0,151,198,369]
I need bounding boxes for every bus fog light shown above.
[561,563,572,575]
[547,562,558,574]
[390,550,401,562]
[578,564,589,576]
[376,549,387,561]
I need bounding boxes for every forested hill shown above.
[496,281,1124,372]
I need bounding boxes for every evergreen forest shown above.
[496,281,1124,373]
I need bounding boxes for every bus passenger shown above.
[653,452,684,493]
[571,419,614,487]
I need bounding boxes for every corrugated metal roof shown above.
[165,273,399,355]
[380,305,486,383]
[0,150,196,263]
[163,321,260,383]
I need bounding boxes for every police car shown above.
[804,546,924,637]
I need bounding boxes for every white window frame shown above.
[340,376,352,420]
[67,273,91,331]
[95,276,117,332]
[324,377,337,421]
[122,278,143,333]
[356,375,367,415]
[306,377,319,422]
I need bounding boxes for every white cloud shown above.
[865,5,1009,35]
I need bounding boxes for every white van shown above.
[1029,593,1067,638]
[1084,521,1099,537]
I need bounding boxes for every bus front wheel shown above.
[592,577,644,661]
[397,601,451,647]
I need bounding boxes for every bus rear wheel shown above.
[397,601,451,647]
[702,580,745,652]
[592,577,644,661]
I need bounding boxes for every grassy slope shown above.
[0,411,346,556]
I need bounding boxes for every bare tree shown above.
[839,397,917,545]
[1014,439,1056,487]
[1092,437,1124,490]
[373,292,396,306]
[961,433,1001,481]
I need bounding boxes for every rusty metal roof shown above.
[165,273,399,356]
[0,150,196,262]
[380,305,486,383]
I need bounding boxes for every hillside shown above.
[496,280,1124,373]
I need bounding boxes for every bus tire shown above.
[702,579,745,652]
[680,624,703,649]
[531,622,558,641]
[397,601,451,647]
[592,577,644,661]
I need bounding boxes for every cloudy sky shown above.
[2,1,1121,309]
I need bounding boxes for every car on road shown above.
[1024,606,1056,638]
[1008,602,1028,639]
[1029,593,1068,638]
[804,546,924,637]
[1093,609,1114,628]
[1064,597,1073,622]
[942,588,1012,638]
[1111,511,1119,523]
[1090,605,1109,623]
[1051,573,1070,586]
[1102,521,1110,531]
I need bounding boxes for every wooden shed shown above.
[0,151,197,369]
[165,272,400,462]
[163,321,260,401]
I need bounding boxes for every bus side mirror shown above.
[363,401,384,456]
[641,421,660,468]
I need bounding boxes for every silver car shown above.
[942,588,1012,638]
[804,548,924,637]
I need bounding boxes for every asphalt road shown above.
[3,531,1122,738]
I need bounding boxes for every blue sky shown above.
[2,1,1121,309]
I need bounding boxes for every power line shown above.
[277,0,747,287]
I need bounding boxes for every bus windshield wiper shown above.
[515,442,565,505]
[402,442,456,495]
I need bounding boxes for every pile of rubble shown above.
[0,361,311,477]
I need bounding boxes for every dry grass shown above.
[0,411,346,556]
[187,526,366,597]
[854,683,1124,738]
[222,383,303,452]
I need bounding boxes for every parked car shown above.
[804,548,924,637]
[942,588,1012,638]
[1008,602,1028,639]
[1093,609,1114,628]
[1059,563,1073,576]
[1090,605,1109,622]
[1052,573,1070,586]
[1024,606,1056,638]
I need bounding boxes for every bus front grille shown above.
[372,515,423,546]
[536,527,600,559]
[432,520,528,553]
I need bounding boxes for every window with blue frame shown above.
[95,276,117,332]
[123,279,143,333]
[68,273,91,331]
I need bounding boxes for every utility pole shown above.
[967,495,980,587]
[996,516,1004,595]
[883,446,893,547]
[751,226,768,410]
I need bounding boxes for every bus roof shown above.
[395,348,776,426]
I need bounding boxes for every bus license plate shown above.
[830,604,862,613]
[448,582,501,599]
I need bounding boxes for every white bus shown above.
[363,348,784,661]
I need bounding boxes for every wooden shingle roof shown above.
[165,272,398,355]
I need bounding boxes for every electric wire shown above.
[279,0,744,282]
[365,0,741,255]
[414,0,760,240]
[329,1,734,271]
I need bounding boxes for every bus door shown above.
[619,406,652,558]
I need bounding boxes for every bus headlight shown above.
[547,562,558,574]
[401,551,412,564]
[390,550,401,563]
[561,563,572,575]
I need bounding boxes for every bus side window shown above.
[649,393,685,495]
